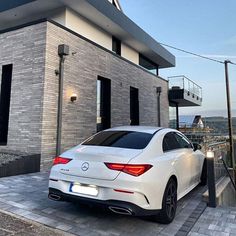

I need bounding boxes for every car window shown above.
[82,131,153,149]
[162,132,181,152]
[174,133,192,149]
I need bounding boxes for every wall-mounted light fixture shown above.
[156,87,162,95]
[71,93,77,102]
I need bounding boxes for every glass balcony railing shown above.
[168,75,202,100]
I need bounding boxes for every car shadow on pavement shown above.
[0,172,206,236]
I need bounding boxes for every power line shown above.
[229,61,236,66]
[159,42,236,65]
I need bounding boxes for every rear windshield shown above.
[82,131,153,149]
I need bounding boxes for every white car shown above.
[49,126,206,223]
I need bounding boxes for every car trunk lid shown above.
[59,145,142,180]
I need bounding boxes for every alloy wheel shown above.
[165,181,177,219]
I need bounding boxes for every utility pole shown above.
[224,60,235,172]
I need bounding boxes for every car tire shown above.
[154,178,177,224]
[200,158,207,185]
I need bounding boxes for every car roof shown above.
[106,126,164,134]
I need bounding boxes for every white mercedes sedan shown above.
[49,126,206,223]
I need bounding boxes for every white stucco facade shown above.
[51,7,140,65]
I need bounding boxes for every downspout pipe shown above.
[56,44,69,156]
[156,87,162,127]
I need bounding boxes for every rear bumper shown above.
[49,188,160,216]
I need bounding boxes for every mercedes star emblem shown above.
[81,162,89,171]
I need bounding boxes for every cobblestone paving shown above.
[189,207,236,236]
[0,172,207,235]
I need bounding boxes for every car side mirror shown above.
[193,143,201,151]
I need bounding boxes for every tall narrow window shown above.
[112,36,121,56]
[139,54,159,75]
[97,76,111,132]
[0,64,13,145]
[130,87,139,126]
[112,0,117,7]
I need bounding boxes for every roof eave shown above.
[0,0,175,68]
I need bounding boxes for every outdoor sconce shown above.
[156,86,162,95]
[70,93,77,102]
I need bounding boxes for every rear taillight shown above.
[53,156,72,166]
[105,163,152,177]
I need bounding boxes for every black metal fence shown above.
[183,130,230,181]
[207,142,228,181]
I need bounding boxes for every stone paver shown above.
[188,207,236,236]
[0,171,218,236]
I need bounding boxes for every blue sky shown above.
[119,0,236,117]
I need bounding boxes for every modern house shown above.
[0,0,175,166]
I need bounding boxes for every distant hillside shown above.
[202,116,236,135]
[182,109,236,117]
[170,116,236,135]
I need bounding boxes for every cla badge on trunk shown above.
[81,162,89,171]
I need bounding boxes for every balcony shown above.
[168,75,202,107]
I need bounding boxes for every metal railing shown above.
[207,141,228,181]
[168,75,202,100]
[182,129,230,180]
[179,120,236,208]
[220,156,236,191]
[186,133,235,191]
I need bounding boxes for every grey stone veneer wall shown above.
[0,22,47,155]
[0,21,169,165]
[41,22,169,164]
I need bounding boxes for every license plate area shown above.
[69,183,98,196]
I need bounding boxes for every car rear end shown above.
[49,129,163,216]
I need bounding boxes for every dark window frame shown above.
[162,132,181,152]
[82,131,153,150]
[139,54,159,76]
[97,76,111,132]
[173,132,193,149]
[112,0,117,7]
[130,86,139,126]
[162,132,192,152]
[112,36,121,56]
[0,64,13,145]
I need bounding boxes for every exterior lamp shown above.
[71,93,77,102]
[206,149,216,208]
[206,150,214,159]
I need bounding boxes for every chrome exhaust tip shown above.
[48,193,62,201]
[109,206,132,215]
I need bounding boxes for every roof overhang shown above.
[0,0,175,68]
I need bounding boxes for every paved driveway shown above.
[0,172,206,236]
